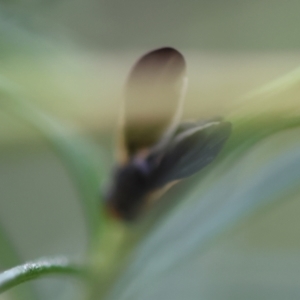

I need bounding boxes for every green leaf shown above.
[103,64,300,300]
[0,257,85,294]
[0,222,37,300]
[0,77,103,244]
[0,221,20,270]
[105,124,300,300]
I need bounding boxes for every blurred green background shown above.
[1,1,300,299]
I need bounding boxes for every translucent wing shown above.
[118,47,187,162]
[149,120,232,188]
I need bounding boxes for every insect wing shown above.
[120,47,187,161]
[150,120,232,187]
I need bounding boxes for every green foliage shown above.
[1,63,300,300]
[0,78,103,241]
[0,257,85,294]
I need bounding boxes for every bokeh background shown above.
[1,1,300,299]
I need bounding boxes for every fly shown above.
[105,47,231,221]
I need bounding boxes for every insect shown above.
[105,47,231,221]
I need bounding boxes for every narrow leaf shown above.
[0,78,103,243]
[0,257,85,294]
[107,125,300,300]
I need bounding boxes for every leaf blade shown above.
[0,257,85,294]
